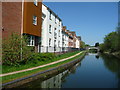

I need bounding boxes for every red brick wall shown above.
[2,2,22,39]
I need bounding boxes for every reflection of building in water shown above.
[68,62,81,74]
[41,70,68,88]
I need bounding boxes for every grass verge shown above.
[2,51,80,74]
[2,51,85,84]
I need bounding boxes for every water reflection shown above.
[100,54,120,88]
[41,70,68,88]
[15,53,120,88]
[41,62,81,88]
[100,54,120,76]
[95,55,99,59]
[16,62,80,88]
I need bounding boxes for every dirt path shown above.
[0,52,82,77]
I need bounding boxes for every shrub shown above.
[2,33,32,66]
[29,53,55,63]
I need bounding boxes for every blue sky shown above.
[43,2,118,46]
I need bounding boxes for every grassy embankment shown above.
[2,51,86,84]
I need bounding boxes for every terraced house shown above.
[41,4,62,53]
[2,0,42,52]
[2,1,81,53]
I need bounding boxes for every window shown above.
[49,38,51,47]
[58,41,60,47]
[49,11,52,20]
[28,36,35,46]
[49,25,52,33]
[33,16,37,25]
[55,16,57,24]
[34,0,38,6]
[55,28,56,31]
[54,28,57,39]
[59,21,60,26]
[59,30,60,37]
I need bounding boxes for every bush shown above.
[29,53,55,63]
[2,33,32,66]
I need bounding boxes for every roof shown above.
[42,3,62,21]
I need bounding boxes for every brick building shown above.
[2,1,42,52]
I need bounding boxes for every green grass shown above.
[2,51,86,84]
[2,51,80,74]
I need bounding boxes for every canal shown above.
[16,53,120,88]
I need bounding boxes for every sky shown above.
[43,2,118,46]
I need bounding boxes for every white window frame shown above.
[49,38,51,47]
[33,16,37,25]
[49,11,52,20]
[28,36,35,46]
[49,25,52,33]
[34,0,38,6]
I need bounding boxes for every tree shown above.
[95,42,99,47]
[100,32,118,52]
[80,41,85,49]
[117,24,120,51]
[104,32,118,52]
[2,33,33,66]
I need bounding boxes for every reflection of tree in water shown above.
[95,55,99,59]
[118,77,120,88]
[100,54,120,88]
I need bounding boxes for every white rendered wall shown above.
[41,4,62,53]
[76,38,80,48]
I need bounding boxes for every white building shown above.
[76,36,81,49]
[76,38,80,48]
[40,4,62,53]
[62,26,69,52]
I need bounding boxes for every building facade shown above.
[2,1,81,54]
[2,1,42,52]
[62,26,69,52]
[41,4,62,53]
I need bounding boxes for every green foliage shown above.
[100,31,120,53]
[95,42,99,47]
[29,53,55,63]
[2,33,32,66]
[80,41,85,49]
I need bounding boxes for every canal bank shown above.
[4,52,120,88]
[2,51,86,89]
[102,51,120,59]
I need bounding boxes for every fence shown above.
[38,46,80,54]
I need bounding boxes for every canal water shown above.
[16,53,120,88]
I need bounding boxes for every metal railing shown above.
[38,46,80,54]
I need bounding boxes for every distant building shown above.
[67,30,74,48]
[2,1,42,52]
[62,26,69,52]
[70,31,77,48]
[76,37,80,49]
[76,36,81,49]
